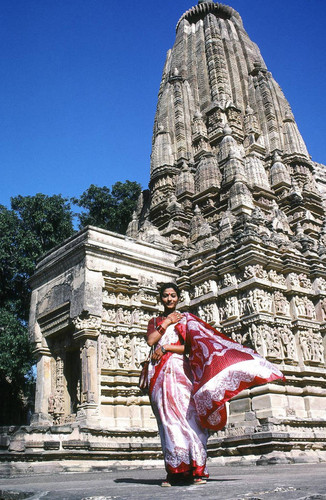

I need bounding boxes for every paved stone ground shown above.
[0,463,325,500]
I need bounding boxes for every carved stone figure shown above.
[102,308,116,323]
[274,292,290,316]
[299,330,324,364]
[223,273,238,287]
[179,290,190,305]
[293,296,315,319]
[279,326,296,360]
[243,264,268,280]
[116,308,125,324]
[199,303,219,325]
[131,308,141,325]
[268,270,286,285]
[101,335,117,369]
[298,274,312,289]
[314,277,326,291]
[73,315,101,331]
[248,324,264,355]
[320,298,326,321]
[133,336,149,368]
[288,273,300,287]
[221,296,239,320]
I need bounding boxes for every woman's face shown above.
[161,288,179,312]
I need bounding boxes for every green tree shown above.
[0,194,75,424]
[73,180,142,234]
[1,194,75,321]
[0,308,34,425]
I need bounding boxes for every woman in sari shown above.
[146,282,285,487]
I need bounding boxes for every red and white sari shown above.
[147,312,285,477]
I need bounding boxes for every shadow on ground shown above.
[114,477,237,486]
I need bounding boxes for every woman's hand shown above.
[166,311,183,325]
[151,346,166,363]
[151,343,185,363]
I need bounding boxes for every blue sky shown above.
[1,0,325,209]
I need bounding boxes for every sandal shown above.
[193,477,207,485]
[161,479,172,487]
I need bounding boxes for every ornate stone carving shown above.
[293,296,316,320]
[193,280,218,297]
[73,315,101,331]
[274,292,290,316]
[101,335,116,369]
[314,277,326,292]
[179,290,190,306]
[220,296,239,321]
[81,339,97,404]
[102,307,116,323]
[222,273,238,288]
[243,264,268,280]
[116,335,132,369]
[248,324,282,359]
[288,273,312,289]
[242,289,273,315]
[278,326,296,360]
[48,355,66,425]
[268,270,286,285]
[320,298,326,321]
[198,303,219,325]
[134,336,149,369]
[299,330,324,364]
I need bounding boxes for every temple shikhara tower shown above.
[2,1,326,466]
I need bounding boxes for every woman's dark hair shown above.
[159,282,181,299]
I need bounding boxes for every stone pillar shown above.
[31,347,53,425]
[73,317,101,426]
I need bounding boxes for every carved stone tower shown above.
[2,1,325,467]
[127,0,326,462]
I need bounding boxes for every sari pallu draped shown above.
[175,313,286,431]
[147,317,209,478]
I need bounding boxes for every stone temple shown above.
[2,1,326,467]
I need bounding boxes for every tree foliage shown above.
[0,194,75,322]
[0,307,35,425]
[0,308,32,383]
[72,180,141,234]
[0,194,74,424]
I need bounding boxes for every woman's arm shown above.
[147,317,172,347]
[146,311,182,347]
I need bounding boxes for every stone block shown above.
[229,397,251,415]
[8,440,25,452]
[62,440,89,450]
[50,425,73,434]
[129,405,142,428]
[304,395,326,418]
[25,441,44,449]
[44,441,60,450]
[141,405,157,429]
[0,436,9,449]
[252,394,288,418]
